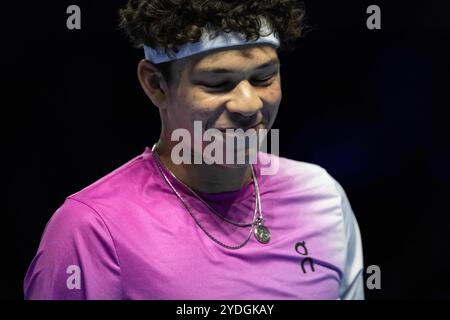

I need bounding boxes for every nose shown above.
[225,80,263,117]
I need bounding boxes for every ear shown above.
[137,59,169,109]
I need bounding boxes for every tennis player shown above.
[24,0,364,299]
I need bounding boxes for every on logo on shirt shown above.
[295,241,316,274]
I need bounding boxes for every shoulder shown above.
[258,152,358,237]
[258,152,343,198]
[70,151,148,200]
[54,148,158,221]
[25,199,123,300]
[40,197,113,252]
[42,149,153,240]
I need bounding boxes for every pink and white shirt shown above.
[24,147,364,299]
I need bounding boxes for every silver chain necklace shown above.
[151,144,271,249]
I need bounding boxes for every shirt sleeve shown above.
[24,197,122,300]
[334,180,365,300]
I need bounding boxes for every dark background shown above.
[1,0,449,299]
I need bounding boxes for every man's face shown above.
[161,44,282,164]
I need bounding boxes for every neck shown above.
[154,139,253,194]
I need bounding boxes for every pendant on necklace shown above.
[254,223,271,244]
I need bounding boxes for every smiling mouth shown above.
[214,122,263,132]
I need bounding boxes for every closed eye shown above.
[198,73,276,90]
[201,82,228,89]
[250,74,276,85]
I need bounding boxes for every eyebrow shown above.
[194,57,280,74]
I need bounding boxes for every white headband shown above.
[144,18,280,64]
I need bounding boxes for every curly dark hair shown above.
[119,0,306,54]
[118,0,306,84]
